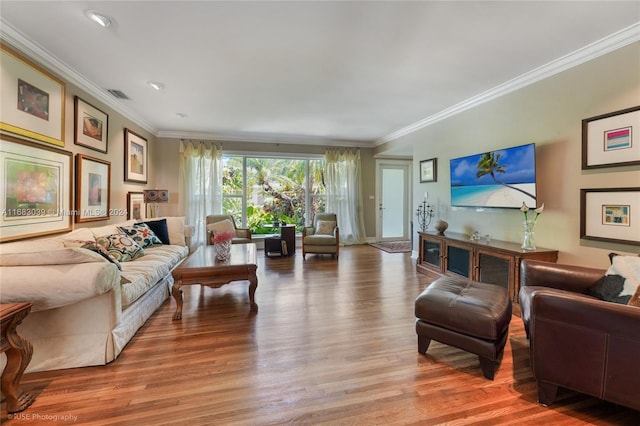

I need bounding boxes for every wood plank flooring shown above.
[2,245,639,425]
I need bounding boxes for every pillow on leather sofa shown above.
[588,274,630,304]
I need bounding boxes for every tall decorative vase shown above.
[521,220,536,251]
[215,240,232,261]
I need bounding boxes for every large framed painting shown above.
[74,96,109,153]
[127,191,146,220]
[580,187,640,246]
[582,106,640,169]
[0,135,72,242]
[124,128,147,183]
[0,44,66,147]
[75,154,111,223]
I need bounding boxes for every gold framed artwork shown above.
[582,106,640,169]
[75,154,111,223]
[124,128,148,183]
[74,96,109,153]
[580,187,640,246]
[0,134,72,242]
[0,44,66,147]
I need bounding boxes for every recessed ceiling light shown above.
[86,10,112,28]
[147,81,165,91]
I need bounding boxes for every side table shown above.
[264,225,296,257]
[1,303,35,414]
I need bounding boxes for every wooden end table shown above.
[171,243,258,320]
[1,303,35,413]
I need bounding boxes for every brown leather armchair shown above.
[519,259,640,411]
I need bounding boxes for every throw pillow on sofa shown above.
[95,234,145,263]
[63,240,122,270]
[118,223,162,248]
[143,218,171,245]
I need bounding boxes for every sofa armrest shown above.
[531,290,640,337]
[0,262,120,312]
[521,259,604,294]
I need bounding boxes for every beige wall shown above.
[401,42,640,268]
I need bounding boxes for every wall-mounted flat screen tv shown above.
[450,143,537,209]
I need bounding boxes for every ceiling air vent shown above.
[107,89,130,100]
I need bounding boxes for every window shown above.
[222,156,325,233]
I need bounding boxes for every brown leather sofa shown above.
[519,259,640,411]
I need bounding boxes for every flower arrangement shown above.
[521,202,545,223]
[212,230,235,244]
[520,202,544,250]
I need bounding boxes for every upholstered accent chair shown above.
[205,214,252,244]
[302,213,339,259]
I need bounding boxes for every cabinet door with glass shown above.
[474,249,514,296]
[444,241,473,279]
[418,233,444,273]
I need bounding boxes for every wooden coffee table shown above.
[171,243,258,320]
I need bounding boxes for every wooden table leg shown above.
[248,271,258,311]
[172,278,184,321]
[1,308,35,413]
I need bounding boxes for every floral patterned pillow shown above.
[118,223,162,248]
[63,239,121,270]
[95,234,145,263]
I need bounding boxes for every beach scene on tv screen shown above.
[450,143,537,209]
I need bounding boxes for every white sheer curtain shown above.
[179,141,223,248]
[324,148,367,245]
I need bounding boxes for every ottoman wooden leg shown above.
[417,335,431,354]
[478,356,498,380]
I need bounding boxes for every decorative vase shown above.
[435,220,449,235]
[521,220,536,250]
[214,240,232,261]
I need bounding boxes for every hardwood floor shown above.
[2,245,638,425]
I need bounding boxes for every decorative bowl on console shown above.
[435,220,448,234]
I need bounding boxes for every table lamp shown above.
[143,189,169,218]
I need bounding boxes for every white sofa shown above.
[0,217,193,373]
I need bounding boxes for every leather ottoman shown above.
[415,277,512,380]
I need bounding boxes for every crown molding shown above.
[157,129,371,148]
[0,18,157,135]
[379,22,640,145]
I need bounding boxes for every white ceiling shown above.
[1,1,639,154]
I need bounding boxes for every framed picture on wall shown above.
[74,96,109,153]
[580,187,640,246]
[0,44,66,147]
[420,158,437,183]
[124,128,148,183]
[0,135,73,242]
[75,154,111,223]
[127,191,146,221]
[582,106,640,169]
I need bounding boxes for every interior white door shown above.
[377,160,411,241]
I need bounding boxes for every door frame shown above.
[375,159,412,242]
